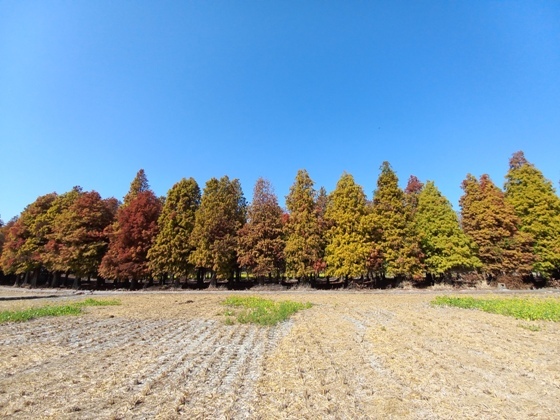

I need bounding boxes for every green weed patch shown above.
[75,298,121,307]
[432,296,560,321]
[0,298,121,324]
[223,296,312,326]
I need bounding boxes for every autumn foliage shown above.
[2,152,560,289]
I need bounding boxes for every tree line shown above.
[1,151,559,289]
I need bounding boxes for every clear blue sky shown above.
[1,1,559,221]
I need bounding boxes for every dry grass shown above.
[0,288,559,418]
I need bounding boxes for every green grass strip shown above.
[0,298,121,324]
[432,296,560,321]
[223,296,312,326]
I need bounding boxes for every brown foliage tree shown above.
[0,193,58,285]
[460,174,534,278]
[237,178,285,282]
[58,192,118,284]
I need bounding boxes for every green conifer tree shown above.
[366,162,423,279]
[148,178,201,280]
[189,176,246,283]
[504,151,560,276]
[123,169,149,205]
[416,181,480,278]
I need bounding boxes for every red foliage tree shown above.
[99,190,162,288]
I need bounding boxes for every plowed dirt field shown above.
[1,288,559,419]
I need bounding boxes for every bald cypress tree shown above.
[366,162,423,280]
[284,170,322,280]
[123,169,149,206]
[237,178,285,282]
[99,190,162,288]
[56,191,117,287]
[43,187,84,281]
[460,174,534,278]
[100,170,161,288]
[416,181,480,278]
[189,176,246,284]
[0,217,5,271]
[0,193,58,286]
[0,217,24,279]
[314,186,329,274]
[148,178,201,283]
[504,151,560,277]
[404,175,424,213]
[324,173,369,280]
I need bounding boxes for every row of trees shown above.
[1,151,559,289]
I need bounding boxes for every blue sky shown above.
[1,1,559,221]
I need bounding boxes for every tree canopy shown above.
[460,174,534,276]
[189,176,246,280]
[237,178,285,279]
[324,173,369,279]
[99,190,162,284]
[123,169,150,206]
[148,178,201,279]
[415,181,481,276]
[366,162,423,279]
[2,151,559,289]
[284,170,323,279]
[504,151,560,276]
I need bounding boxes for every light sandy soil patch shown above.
[0,289,559,418]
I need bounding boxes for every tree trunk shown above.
[23,271,30,286]
[30,268,39,288]
[51,271,61,288]
[131,278,138,290]
[96,275,105,289]
[14,273,23,287]
[197,268,205,289]
[64,272,70,288]
[72,276,81,290]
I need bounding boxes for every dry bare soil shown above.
[0,288,559,419]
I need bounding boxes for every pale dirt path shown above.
[0,290,559,418]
